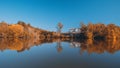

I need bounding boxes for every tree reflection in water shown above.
[56,39,63,53]
[70,39,120,54]
[0,38,120,54]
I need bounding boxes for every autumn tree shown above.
[8,24,24,38]
[57,22,63,33]
[0,22,9,37]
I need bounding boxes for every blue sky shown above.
[0,0,120,32]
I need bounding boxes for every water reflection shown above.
[0,38,69,52]
[0,38,120,54]
[70,39,120,54]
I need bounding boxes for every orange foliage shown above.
[80,23,120,39]
[8,24,24,37]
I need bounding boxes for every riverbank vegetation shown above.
[0,21,59,39]
[0,21,120,40]
[80,23,120,39]
[0,21,69,40]
[0,21,120,53]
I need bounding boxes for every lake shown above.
[0,38,120,68]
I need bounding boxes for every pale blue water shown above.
[0,42,120,68]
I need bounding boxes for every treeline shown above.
[1,21,119,40]
[80,23,120,39]
[0,21,68,40]
[0,21,49,38]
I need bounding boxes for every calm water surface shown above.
[0,39,120,68]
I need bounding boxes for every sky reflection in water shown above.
[0,38,120,68]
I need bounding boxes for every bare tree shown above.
[57,22,63,33]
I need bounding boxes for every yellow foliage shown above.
[80,23,120,39]
[8,24,24,37]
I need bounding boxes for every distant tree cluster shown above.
[1,21,119,40]
[0,21,62,39]
[80,23,120,39]
[0,21,48,38]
